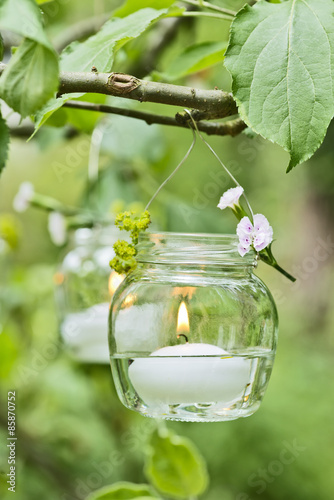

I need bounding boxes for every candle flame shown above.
[177,301,190,334]
[108,271,124,295]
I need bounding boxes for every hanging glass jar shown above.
[55,226,123,363]
[109,232,278,422]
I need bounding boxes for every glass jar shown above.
[55,226,123,363]
[109,232,278,422]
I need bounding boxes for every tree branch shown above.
[0,64,242,135]
[57,71,237,117]
[63,100,246,136]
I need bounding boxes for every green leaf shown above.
[0,111,10,174]
[60,8,169,73]
[160,41,227,81]
[0,39,58,117]
[0,0,59,116]
[114,0,176,17]
[86,482,159,500]
[225,0,334,171]
[145,428,209,499]
[33,7,169,133]
[0,0,52,49]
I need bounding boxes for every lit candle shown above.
[129,302,252,406]
[60,271,123,363]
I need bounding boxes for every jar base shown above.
[119,400,262,422]
[111,353,272,422]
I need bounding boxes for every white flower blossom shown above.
[48,212,67,246]
[217,186,244,210]
[237,214,273,256]
[13,182,34,212]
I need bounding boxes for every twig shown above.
[181,0,236,16]
[174,10,234,21]
[63,100,246,137]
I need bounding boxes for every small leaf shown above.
[0,39,58,117]
[160,41,227,81]
[145,428,209,499]
[86,482,159,500]
[0,111,10,174]
[60,8,169,73]
[33,7,169,133]
[114,0,176,17]
[225,0,334,171]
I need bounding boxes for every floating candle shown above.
[128,302,251,406]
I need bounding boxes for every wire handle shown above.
[145,126,197,211]
[184,109,254,222]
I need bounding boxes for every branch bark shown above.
[64,100,246,136]
[58,71,238,117]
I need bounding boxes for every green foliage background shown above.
[1,0,334,499]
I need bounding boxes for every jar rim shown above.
[137,231,256,267]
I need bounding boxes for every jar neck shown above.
[138,262,254,279]
[136,232,256,272]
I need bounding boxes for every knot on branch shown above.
[107,73,139,96]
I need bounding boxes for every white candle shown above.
[129,342,251,406]
[61,303,109,363]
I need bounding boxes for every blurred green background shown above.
[1,1,334,499]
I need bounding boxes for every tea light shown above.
[129,302,251,405]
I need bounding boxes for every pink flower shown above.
[236,214,273,256]
[217,186,244,210]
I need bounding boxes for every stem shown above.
[259,247,296,282]
[63,101,246,137]
[182,0,236,16]
[271,262,296,282]
[173,10,234,21]
[260,258,297,283]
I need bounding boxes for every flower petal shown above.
[238,242,250,257]
[237,216,253,237]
